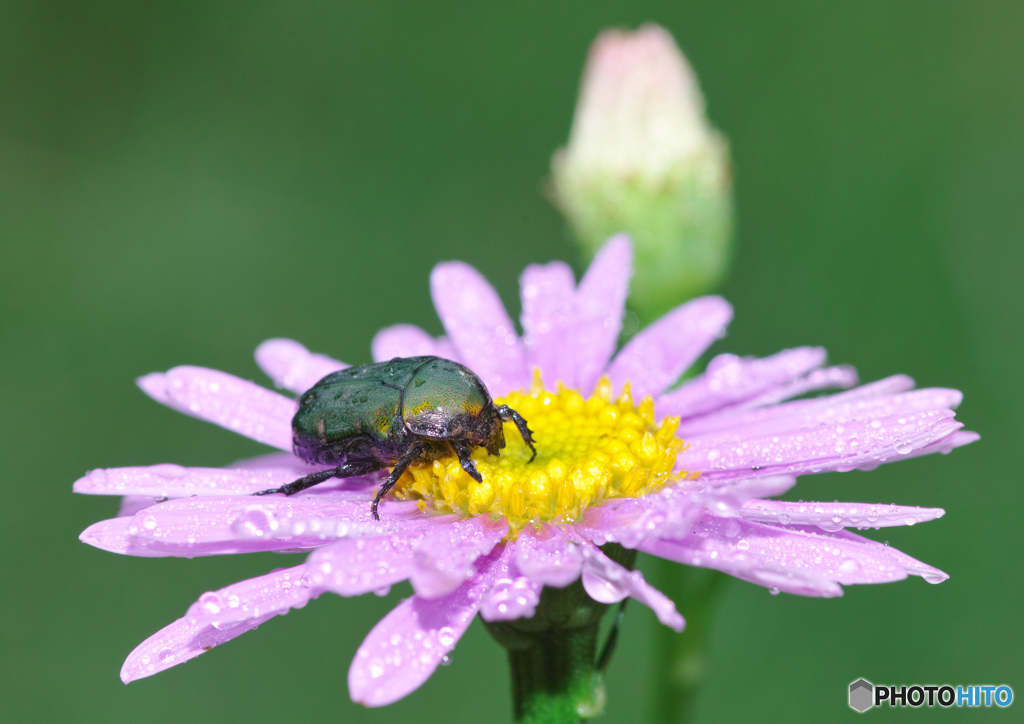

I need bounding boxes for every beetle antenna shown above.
[496,405,537,462]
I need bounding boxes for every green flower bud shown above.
[551,24,733,323]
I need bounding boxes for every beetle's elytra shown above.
[256,356,536,519]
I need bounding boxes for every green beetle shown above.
[256,356,536,519]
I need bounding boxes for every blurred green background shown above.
[1,1,1021,721]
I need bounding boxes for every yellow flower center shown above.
[391,373,696,537]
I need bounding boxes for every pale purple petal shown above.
[680,409,963,481]
[512,524,584,587]
[732,365,859,411]
[157,366,295,450]
[80,518,166,557]
[641,535,843,597]
[307,528,431,596]
[737,499,945,531]
[121,566,315,683]
[585,475,801,544]
[411,515,508,598]
[372,325,441,362]
[573,234,633,396]
[349,551,501,707]
[658,347,828,419]
[575,494,703,548]
[686,387,964,443]
[607,296,733,399]
[74,464,313,498]
[646,514,920,594]
[119,496,162,517]
[430,262,529,396]
[480,545,543,622]
[92,496,417,557]
[254,338,347,394]
[788,527,949,583]
[875,429,979,468]
[520,261,577,387]
[577,540,684,632]
[676,374,920,436]
[136,372,176,407]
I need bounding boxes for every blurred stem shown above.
[484,544,637,723]
[649,560,730,724]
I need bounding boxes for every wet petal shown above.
[734,365,858,410]
[738,499,944,531]
[142,367,295,450]
[512,524,583,587]
[577,541,684,631]
[787,526,948,583]
[372,325,442,362]
[642,535,843,597]
[677,374,919,436]
[687,387,964,443]
[411,515,508,598]
[607,296,733,399]
[254,338,347,394]
[121,566,315,683]
[520,261,577,387]
[87,496,416,557]
[118,496,162,517]
[573,234,632,396]
[480,545,543,622]
[74,464,313,498]
[349,551,500,707]
[644,514,920,595]
[307,528,430,596]
[680,409,963,481]
[658,347,828,419]
[430,262,528,396]
[80,518,166,557]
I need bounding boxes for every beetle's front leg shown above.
[372,442,430,520]
[496,404,537,462]
[451,440,483,483]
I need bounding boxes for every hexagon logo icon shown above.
[849,679,874,712]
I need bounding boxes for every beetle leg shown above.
[371,443,429,520]
[496,405,537,462]
[255,460,383,496]
[451,440,483,483]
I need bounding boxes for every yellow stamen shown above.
[391,372,698,537]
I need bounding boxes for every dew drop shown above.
[895,442,914,455]
[157,648,175,663]
[436,627,456,648]
[768,587,780,596]
[439,654,452,667]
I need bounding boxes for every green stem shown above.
[483,544,637,723]
[648,560,730,724]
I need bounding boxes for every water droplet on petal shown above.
[768,587,780,596]
[895,442,913,455]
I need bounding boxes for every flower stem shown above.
[648,560,730,724]
[483,544,637,723]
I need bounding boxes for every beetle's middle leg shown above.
[371,441,431,520]
[255,460,384,497]
[451,440,483,483]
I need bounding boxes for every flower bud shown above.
[551,24,733,323]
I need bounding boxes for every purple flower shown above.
[76,234,975,706]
